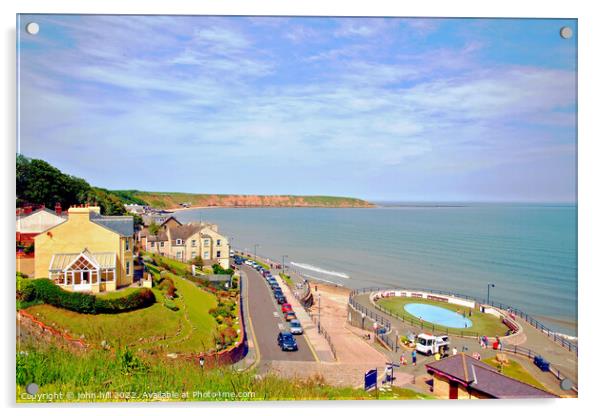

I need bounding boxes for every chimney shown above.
[55,202,62,216]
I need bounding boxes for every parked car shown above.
[289,319,303,335]
[281,303,293,313]
[273,290,284,299]
[284,312,297,322]
[270,283,281,291]
[275,295,287,304]
[277,332,298,351]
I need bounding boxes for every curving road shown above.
[242,264,316,362]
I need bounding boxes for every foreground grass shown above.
[16,345,431,402]
[482,357,548,391]
[377,297,508,337]
[24,275,218,354]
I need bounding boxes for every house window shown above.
[217,239,221,246]
[176,251,182,259]
[150,241,155,248]
[216,250,221,258]
[191,240,197,247]
[203,251,210,260]
[160,242,165,247]
[125,238,130,251]
[176,239,183,245]
[126,261,130,275]
[191,251,197,258]
[204,239,210,246]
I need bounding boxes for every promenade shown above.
[351,291,577,397]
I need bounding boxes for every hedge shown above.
[19,278,155,314]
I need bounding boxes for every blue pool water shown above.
[403,303,473,328]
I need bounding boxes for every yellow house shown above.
[34,206,135,293]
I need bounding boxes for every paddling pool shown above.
[404,303,473,328]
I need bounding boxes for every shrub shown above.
[20,279,155,314]
[212,264,234,275]
[163,299,179,311]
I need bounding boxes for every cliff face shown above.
[131,193,375,209]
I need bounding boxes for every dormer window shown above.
[176,239,183,245]
[217,239,221,246]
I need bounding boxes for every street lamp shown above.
[317,293,321,334]
[282,254,288,272]
[253,244,260,260]
[487,283,495,305]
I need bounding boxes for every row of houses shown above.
[138,216,230,268]
[16,205,230,293]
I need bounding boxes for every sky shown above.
[17,15,577,202]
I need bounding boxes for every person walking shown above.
[452,347,458,356]
[411,349,417,366]
[400,353,407,366]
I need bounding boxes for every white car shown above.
[289,319,304,335]
[244,260,252,266]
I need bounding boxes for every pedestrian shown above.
[452,347,458,356]
[199,355,205,370]
[400,353,407,366]
[412,349,417,366]
[483,335,489,348]
[434,351,441,361]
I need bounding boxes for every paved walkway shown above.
[352,292,578,396]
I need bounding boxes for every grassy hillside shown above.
[16,343,433,402]
[115,191,375,209]
[24,275,218,354]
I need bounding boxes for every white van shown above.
[415,333,450,356]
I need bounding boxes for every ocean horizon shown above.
[175,202,577,336]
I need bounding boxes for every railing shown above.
[308,312,337,360]
[349,287,577,354]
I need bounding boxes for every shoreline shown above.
[169,204,376,212]
[240,251,578,340]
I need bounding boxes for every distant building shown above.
[16,203,67,245]
[138,216,230,268]
[124,203,146,214]
[425,353,556,399]
[34,205,134,293]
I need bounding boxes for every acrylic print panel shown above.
[16,15,577,402]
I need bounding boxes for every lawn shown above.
[483,357,548,391]
[376,296,508,337]
[24,275,218,354]
[16,343,433,402]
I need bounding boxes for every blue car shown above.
[277,331,298,351]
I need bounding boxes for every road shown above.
[242,264,316,362]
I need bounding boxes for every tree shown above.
[148,221,161,236]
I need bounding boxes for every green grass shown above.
[483,357,548,391]
[16,343,433,402]
[280,273,292,287]
[24,275,218,354]
[242,256,270,270]
[376,297,508,337]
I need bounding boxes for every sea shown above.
[174,203,577,336]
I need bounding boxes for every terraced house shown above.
[33,205,135,293]
[138,216,230,268]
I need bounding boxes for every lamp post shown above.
[318,293,321,334]
[254,244,260,260]
[282,254,288,272]
[487,283,495,305]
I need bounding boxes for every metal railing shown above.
[349,287,577,354]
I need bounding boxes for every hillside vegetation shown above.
[117,191,375,209]
[16,155,374,211]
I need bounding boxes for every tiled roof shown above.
[169,223,203,242]
[426,353,556,399]
[90,214,134,236]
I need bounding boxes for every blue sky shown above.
[18,15,577,202]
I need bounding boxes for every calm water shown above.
[175,204,577,335]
